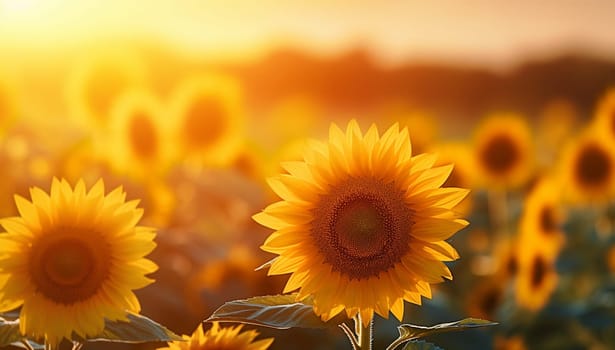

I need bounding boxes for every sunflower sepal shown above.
[73,312,182,344]
[205,294,346,330]
[385,318,498,350]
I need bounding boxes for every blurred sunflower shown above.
[0,76,19,132]
[518,178,565,260]
[255,95,324,151]
[536,98,579,168]
[558,128,615,203]
[158,322,273,350]
[494,336,527,350]
[473,114,533,189]
[107,89,170,178]
[431,142,476,214]
[66,46,148,131]
[515,249,558,311]
[593,87,615,142]
[390,110,439,155]
[0,178,157,346]
[254,120,469,325]
[169,73,244,168]
[187,245,284,313]
[466,277,505,320]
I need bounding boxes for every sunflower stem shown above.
[488,189,509,237]
[358,313,373,350]
[339,323,360,350]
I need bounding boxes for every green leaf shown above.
[403,340,444,350]
[84,312,183,343]
[387,318,497,350]
[0,316,24,347]
[205,294,343,329]
[11,340,44,349]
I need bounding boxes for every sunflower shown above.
[107,89,170,178]
[466,277,505,320]
[518,178,565,260]
[0,76,19,132]
[558,127,615,204]
[536,98,579,168]
[494,336,527,350]
[158,322,273,350]
[431,142,476,214]
[515,248,558,311]
[254,120,469,325]
[168,73,244,167]
[0,178,157,346]
[66,45,148,131]
[473,114,533,189]
[382,110,438,156]
[592,87,615,143]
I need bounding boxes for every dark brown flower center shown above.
[479,286,502,317]
[530,255,547,289]
[183,95,226,149]
[480,134,520,175]
[129,111,158,160]
[506,255,518,277]
[539,206,557,233]
[574,143,611,189]
[30,229,111,304]
[311,177,413,280]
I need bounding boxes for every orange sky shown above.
[1,0,614,69]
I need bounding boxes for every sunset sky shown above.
[1,0,614,69]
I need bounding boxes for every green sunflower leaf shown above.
[402,340,444,350]
[11,340,44,349]
[0,317,23,347]
[84,312,183,343]
[387,318,497,350]
[205,294,343,329]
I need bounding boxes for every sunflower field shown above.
[1,2,615,350]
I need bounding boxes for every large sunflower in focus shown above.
[558,128,615,204]
[473,114,533,189]
[158,322,273,350]
[169,73,244,167]
[0,179,157,346]
[254,120,469,325]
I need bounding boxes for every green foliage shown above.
[205,294,343,329]
[82,312,183,343]
[402,340,444,350]
[387,318,497,350]
[0,316,25,347]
